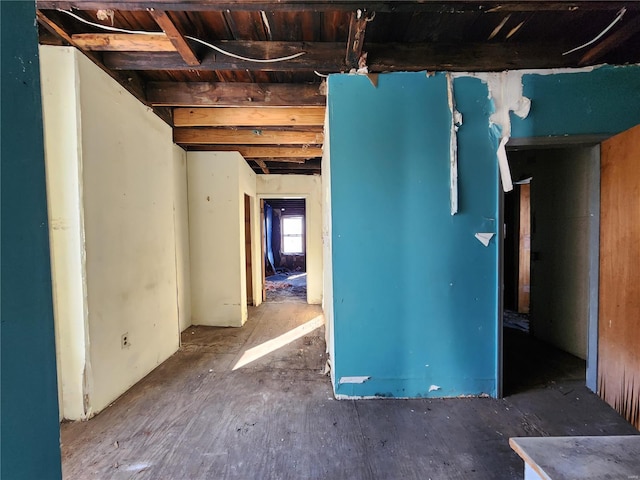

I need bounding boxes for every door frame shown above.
[498,135,606,397]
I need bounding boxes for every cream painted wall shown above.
[40,46,186,418]
[188,151,256,327]
[256,175,323,305]
[173,146,192,332]
[40,47,89,420]
[321,107,335,383]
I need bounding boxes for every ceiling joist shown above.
[174,128,324,145]
[72,33,176,51]
[345,9,368,69]
[37,1,640,13]
[102,41,574,72]
[147,9,200,66]
[183,146,323,158]
[146,82,325,107]
[173,107,326,127]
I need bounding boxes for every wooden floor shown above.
[61,304,637,479]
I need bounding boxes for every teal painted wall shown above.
[329,73,499,398]
[1,2,63,478]
[328,66,640,398]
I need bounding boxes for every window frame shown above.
[281,214,305,255]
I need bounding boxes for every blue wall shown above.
[1,2,63,478]
[328,66,640,398]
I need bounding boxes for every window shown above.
[281,216,304,254]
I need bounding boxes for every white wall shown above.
[40,47,89,421]
[173,146,192,332]
[40,46,188,418]
[188,151,257,327]
[256,175,323,305]
[321,106,335,382]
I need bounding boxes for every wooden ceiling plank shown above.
[103,40,577,72]
[255,159,270,174]
[36,10,149,106]
[345,9,368,68]
[148,9,200,66]
[174,128,324,145]
[71,33,177,51]
[184,145,323,158]
[103,41,344,71]
[147,82,325,107]
[37,1,640,13]
[174,106,326,127]
[578,14,640,66]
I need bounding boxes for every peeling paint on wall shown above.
[339,376,371,384]
[446,73,462,215]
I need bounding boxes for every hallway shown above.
[61,304,637,479]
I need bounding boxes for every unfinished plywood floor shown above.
[61,304,637,480]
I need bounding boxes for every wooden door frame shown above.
[498,137,604,398]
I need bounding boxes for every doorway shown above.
[262,198,307,303]
[501,144,600,395]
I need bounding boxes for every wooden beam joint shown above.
[147,9,200,66]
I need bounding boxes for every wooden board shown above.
[244,194,253,305]
[510,436,640,479]
[599,123,640,429]
[184,145,323,158]
[174,107,326,127]
[518,183,531,314]
[72,33,177,51]
[174,127,323,145]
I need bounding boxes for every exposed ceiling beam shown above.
[174,107,326,127]
[255,159,270,174]
[266,159,321,170]
[36,10,148,105]
[147,82,325,107]
[345,9,368,69]
[37,1,640,13]
[147,9,200,66]
[103,40,575,72]
[72,33,176,51]
[174,128,324,145]
[103,42,345,71]
[578,13,640,66]
[184,145,323,158]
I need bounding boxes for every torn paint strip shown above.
[339,376,370,385]
[475,232,495,247]
[429,385,441,392]
[446,73,462,216]
[497,136,513,192]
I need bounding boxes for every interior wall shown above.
[509,147,599,360]
[327,65,640,399]
[1,4,63,477]
[40,46,185,418]
[77,51,182,414]
[188,151,255,326]
[40,46,88,421]
[256,175,323,305]
[172,145,192,332]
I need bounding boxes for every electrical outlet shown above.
[121,333,130,349]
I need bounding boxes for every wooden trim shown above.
[185,145,323,158]
[148,9,200,65]
[37,1,639,13]
[174,128,324,145]
[71,33,177,51]
[174,107,326,127]
[147,82,325,107]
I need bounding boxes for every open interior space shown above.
[3,1,640,478]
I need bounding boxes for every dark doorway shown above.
[263,198,307,303]
[502,145,600,395]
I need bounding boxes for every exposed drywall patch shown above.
[475,233,495,247]
[339,376,370,384]
[447,73,462,215]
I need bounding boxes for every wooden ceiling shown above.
[37,1,640,175]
